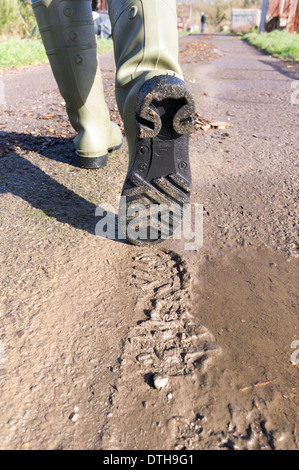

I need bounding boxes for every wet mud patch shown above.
[189,246,298,449]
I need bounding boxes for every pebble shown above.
[69,406,79,422]
[153,373,168,390]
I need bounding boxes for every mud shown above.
[0,35,298,450]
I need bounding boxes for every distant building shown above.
[231,9,261,32]
[266,0,299,32]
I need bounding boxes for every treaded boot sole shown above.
[76,140,123,169]
[121,75,195,246]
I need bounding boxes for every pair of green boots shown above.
[32,0,195,245]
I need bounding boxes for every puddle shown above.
[194,246,298,386]
[190,246,298,449]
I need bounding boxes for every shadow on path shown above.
[0,130,78,166]
[259,58,299,81]
[0,142,126,243]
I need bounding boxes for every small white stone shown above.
[153,373,168,390]
[70,412,79,422]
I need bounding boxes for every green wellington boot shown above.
[108,0,195,245]
[32,0,122,168]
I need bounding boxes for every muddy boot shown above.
[108,0,195,245]
[32,0,122,168]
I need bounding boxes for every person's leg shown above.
[108,0,195,245]
[31,0,122,168]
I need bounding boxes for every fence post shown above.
[258,0,269,33]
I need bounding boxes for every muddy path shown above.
[0,34,298,450]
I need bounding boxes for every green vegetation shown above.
[0,37,113,69]
[0,0,113,69]
[96,37,114,55]
[0,38,47,68]
[242,30,299,60]
[0,0,36,38]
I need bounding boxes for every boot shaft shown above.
[107,0,183,88]
[32,0,123,164]
[32,0,97,55]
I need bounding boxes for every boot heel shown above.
[77,153,108,169]
[76,139,123,169]
[121,75,195,246]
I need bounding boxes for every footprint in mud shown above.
[129,248,221,378]
[100,248,222,450]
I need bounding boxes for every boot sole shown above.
[120,75,195,246]
[76,140,123,169]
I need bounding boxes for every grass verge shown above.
[0,38,47,69]
[242,30,299,60]
[0,37,114,69]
